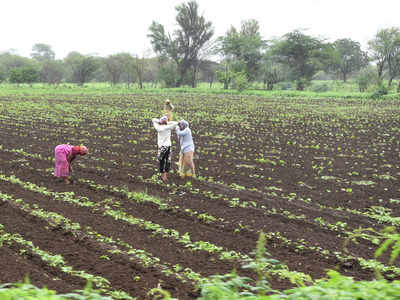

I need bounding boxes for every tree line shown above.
[1,1,400,92]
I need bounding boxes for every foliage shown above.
[259,51,287,90]
[368,27,400,81]
[326,38,369,82]
[0,280,114,299]
[272,30,327,90]
[104,53,132,86]
[216,61,235,89]
[0,68,5,83]
[148,0,214,87]
[31,43,56,62]
[9,65,40,84]
[40,60,65,84]
[371,81,389,99]
[217,19,265,82]
[198,227,400,300]
[232,71,249,92]
[64,52,99,85]
[0,52,37,79]
[159,61,179,88]
[355,65,378,92]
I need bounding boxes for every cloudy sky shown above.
[2,0,399,59]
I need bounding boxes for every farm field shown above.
[0,93,399,299]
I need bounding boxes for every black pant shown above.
[158,146,171,173]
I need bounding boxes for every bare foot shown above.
[161,173,168,181]
[64,179,71,184]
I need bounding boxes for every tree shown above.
[216,60,235,89]
[218,19,265,82]
[0,68,4,83]
[121,54,136,88]
[326,38,369,82]
[148,1,214,87]
[355,65,377,92]
[9,66,40,85]
[368,27,400,85]
[64,52,98,85]
[158,59,179,88]
[41,60,64,84]
[134,54,147,89]
[105,53,130,86]
[31,43,55,62]
[272,30,326,90]
[259,50,287,90]
[198,60,218,87]
[143,57,160,87]
[0,52,33,79]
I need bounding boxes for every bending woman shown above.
[54,144,88,184]
[176,120,195,177]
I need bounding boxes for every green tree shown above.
[158,59,179,88]
[218,19,265,82]
[326,38,369,82]
[40,60,64,84]
[272,30,326,90]
[0,68,5,82]
[9,66,39,85]
[148,0,214,87]
[0,52,33,80]
[368,27,400,85]
[134,53,148,89]
[216,60,235,89]
[105,53,131,86]
[259,50,287,90]
[31,43,55,62]
[64,52,98,85]
[355,65,377,92]
[198,60,218,87]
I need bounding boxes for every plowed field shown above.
[0,94,399,299]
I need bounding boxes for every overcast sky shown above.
[2,0,400,59]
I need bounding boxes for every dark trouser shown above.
[158,146,171,173]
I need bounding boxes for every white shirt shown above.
[152,118,178,147]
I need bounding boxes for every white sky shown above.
[2,0,400,59]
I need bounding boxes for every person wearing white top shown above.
[152,116,178,181]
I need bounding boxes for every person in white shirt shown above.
[152,116,178,181]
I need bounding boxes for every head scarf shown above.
[79,145,88,155]
[71,146,80,155]
[179,120,189,129]
[164,99,174,111]
[160,116,168,124]
[72,145,88,156]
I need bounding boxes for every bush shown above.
[232,71,250,92]
[311,82,330,92]
[371,82,389,99]
[356,66,377,92]
[275,81,293,90]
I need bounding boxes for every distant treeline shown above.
[1,1,400,93]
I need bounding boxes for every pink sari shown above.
[54,144,73,177]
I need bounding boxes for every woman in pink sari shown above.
[54,144,88,184]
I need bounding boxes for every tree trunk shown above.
[267,82,273,90]
[296,81,304,91]
[138,77,143,89]
[397,81,400,93]
[377,63,384,80]
[224,81,228,89]
[388,77,393,88]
